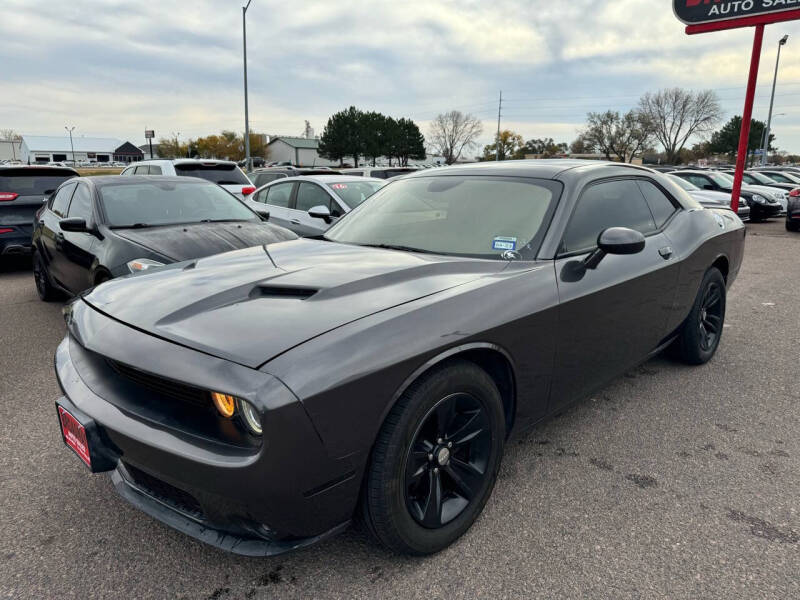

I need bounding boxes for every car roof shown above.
[83,175,215,187]
[263,175,385,184]
[400,159,658,180]
[0,165,79,175]
[139,158,238,166]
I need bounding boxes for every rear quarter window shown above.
[0,170,77,196]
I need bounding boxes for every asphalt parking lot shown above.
[1,220,798,600]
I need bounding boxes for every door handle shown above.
[658,246,673,259]
[290,219,301,225]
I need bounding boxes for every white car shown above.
[121,159,255,199]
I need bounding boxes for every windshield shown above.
[174,163,250,185]
[668,174,698,191]
[747,171,778,185]
[325,176,560,259]
[709,172,734,187]
[327,180,385,208]
[98,181,259,227]
[0,170,77,196]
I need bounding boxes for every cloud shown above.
[3,0,800,152]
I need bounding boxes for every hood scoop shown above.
[249,285,318,300]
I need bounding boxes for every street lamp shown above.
[65,126,76,165]
[761,34,788,165]
[242,0,253,171]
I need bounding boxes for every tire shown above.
[674,267,726,365]
[362,360,505,555]
[32,251,58,302]
[787,219,799,232]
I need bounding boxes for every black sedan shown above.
[53,161,745,557]
[670,169,782,221]
[32,175,295,300]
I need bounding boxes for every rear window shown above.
[327,181,385,208]
[0,170,77,196]
[175,163,250,185]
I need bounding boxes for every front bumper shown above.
[54,300,361,555]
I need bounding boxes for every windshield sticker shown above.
[331,183,348,190]
[492,236,517,251]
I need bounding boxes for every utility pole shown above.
[242,0,253,171]
[65,126,76,165]
[495,90,502,161]
[762,34,788,166]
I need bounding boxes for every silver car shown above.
[244,175,386,236]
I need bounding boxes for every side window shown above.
[133,165,150,175]
[50,182,77,217]
[295,182,330,212]
[67,184,93,222]
[264,182,293,208]
[149,165,162,175]
[684,174,709,188]
[636,180,678,228]
[121,166,135,176]
[561,179,656,254]
[349,171,363,176]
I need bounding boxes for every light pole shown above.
[761,34,788,166]
[242,0,253,171]
[171,132,180,158]
[65,126,76,165]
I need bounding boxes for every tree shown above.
[391,118,426,166]
[569,135,594,154]
[580,110,653,163]
[638,88,722,164]
[481,130,524,161]
[428,111,483,164]
[709,116,773,164]
[519,137,568,159]
[319,106,365,166]
[157,136,188,158]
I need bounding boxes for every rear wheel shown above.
[674,267,726,365]
[362,360,505,555]
[33,251,58,302]
[787,219,799,232]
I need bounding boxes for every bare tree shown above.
[0,129,21,141]
[580,110,653,163]
[638,88,722,164]
[427,111,483,164]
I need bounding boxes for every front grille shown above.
[124,463,204,519]
[107,359,211,411]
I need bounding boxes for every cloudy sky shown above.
[4,0,800,154]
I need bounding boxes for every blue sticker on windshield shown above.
[492,236,517,251]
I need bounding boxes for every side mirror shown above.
[59,217,89,233]
[308,204,332,223]
[583,227,646,269]
[252,206,270,221]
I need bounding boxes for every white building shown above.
[19,135,144,164]
[0,139,23,162]
[266,136,336,167]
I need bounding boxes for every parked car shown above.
[53,160,744,557]
[0,165,79,259]
[120,159,255,199]
[669,170,781,221]
[751,169,800,186]
[667,174,750,221]
[32,175,295,300]
[341,166,418,179]
[248,167,342,188]
[245,175,386,236]
[711,170,788,213]
[729,170,797,193]
[786,189,800,231]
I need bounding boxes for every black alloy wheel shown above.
[362,360,505,555]
[674,267,726,365]
[404,392,492,528]
[33,252,57,301]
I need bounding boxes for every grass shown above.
[76,168,124,177]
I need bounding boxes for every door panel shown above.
[292,182,333,236]
[41,182,77,287]
[60,183,97,293]
[261,182,295,230]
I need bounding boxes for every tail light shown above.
[0,192,19,202]
[0,228,14,234]
[789,189,800,197]
[241,186,256,196]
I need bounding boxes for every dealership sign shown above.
[675,0,800,27]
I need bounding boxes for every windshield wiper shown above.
[110,223,154,229]
[199,218,250,223]
[359,243,437,254]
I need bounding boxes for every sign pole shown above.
[731,24,764,214]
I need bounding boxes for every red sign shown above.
[58,406,91,467]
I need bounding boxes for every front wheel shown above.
[674,267,726,365]
[362,360,505,555]
[33,251,58,302]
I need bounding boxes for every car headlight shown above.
[237,399,262,435]
[751,194,766,204]
[127,258,165,273]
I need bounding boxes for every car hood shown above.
[687,190,729,204]
[81,239,508,368]
[111,221,296,262]
[743,184,785,199]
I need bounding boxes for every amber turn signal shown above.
[211,392,236,417]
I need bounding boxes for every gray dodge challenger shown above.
[54,160,745,556]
